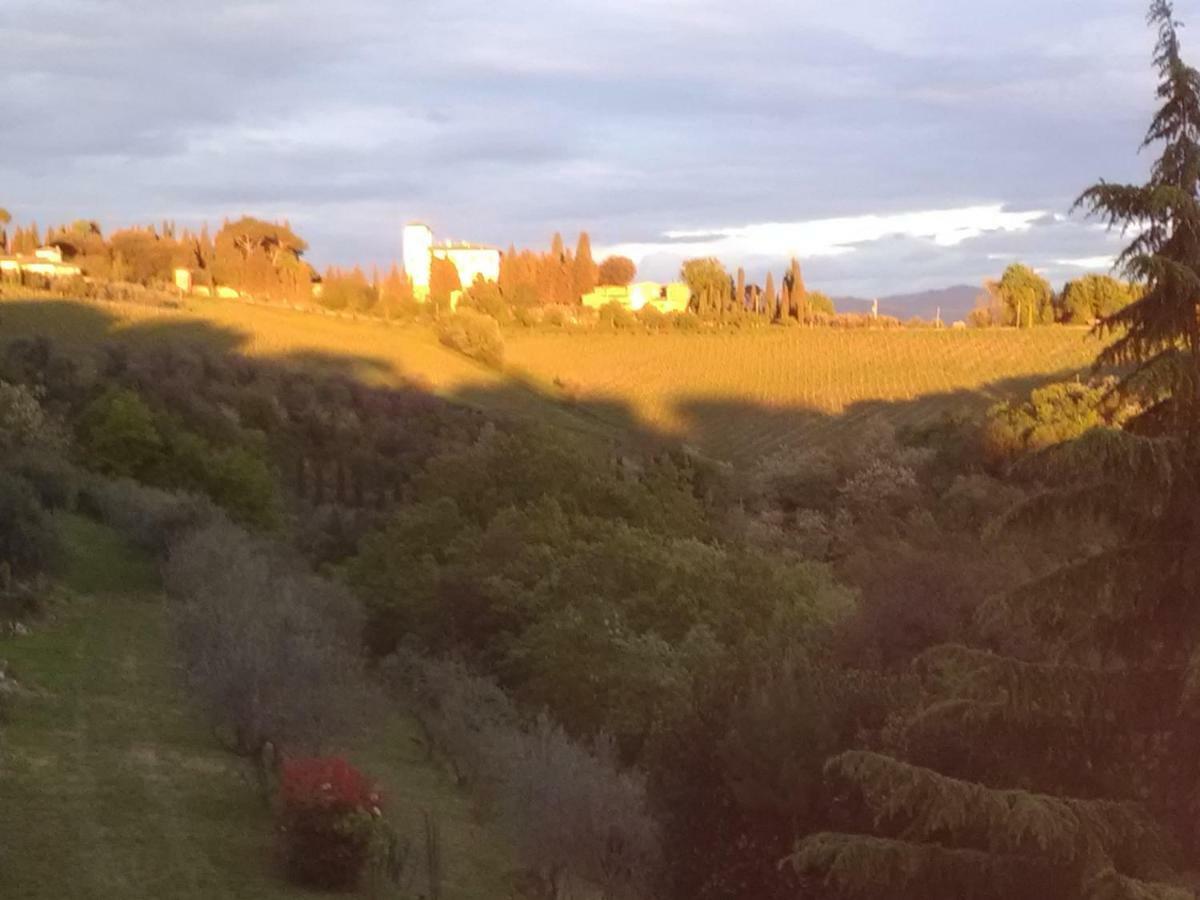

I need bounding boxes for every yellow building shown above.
[403,223,500,300]
[582,281,691,314]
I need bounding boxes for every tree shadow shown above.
[0,296,1100,466]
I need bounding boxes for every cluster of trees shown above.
[498,232,607,306]
[0,212,317,303]
[682,256,836,322]
[971,263,1142,327]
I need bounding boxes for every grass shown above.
[0,514,522,899]
[0,294,1104,463]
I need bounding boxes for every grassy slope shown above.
[0,515,520,899]
[0,295,1101,463]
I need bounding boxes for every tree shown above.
[213,217,311,301]
[543,232,574,304]
[787,258,807,323]
[990,263,1055,327]
[808,291,836,316]
[598,255,636,286]
[379,264,418,320]
[0,207,9,254]
[109,227,174,285]
[681,258,729,318]
[429,255,462,310]
[763,273,777,322]
[1057,274,1141,324]
[572,232,599,301]
[320,266,376,312]
[736,268,746,313]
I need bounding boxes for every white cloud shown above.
[599,204,1046,266]
[1054,255,1117,270]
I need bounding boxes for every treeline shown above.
[1,214,315,303]
[970,262,1141,327]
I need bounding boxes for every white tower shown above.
[403,222,433,295]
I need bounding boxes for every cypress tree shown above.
[764,273,776,322]
[572,232,599,302]
[736,267,746,314]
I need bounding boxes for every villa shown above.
[582,281,691,314]
[403,223,500,301]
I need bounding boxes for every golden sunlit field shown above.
[505,327,1104,460]
[0,295,1104,462]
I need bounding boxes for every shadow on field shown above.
[0,297,1099,463]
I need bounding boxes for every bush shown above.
[437,310,505,369]
[9,454,80,511]
[980,379,1126,468]
[457,279,511,324]
[80,477,216,555]
[598,301,638,330]
[0,471,57,577]
[277,756,382,890]
[636,305,668,330]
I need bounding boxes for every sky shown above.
[0,0,1181,296]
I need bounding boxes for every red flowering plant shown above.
[276,756,384,889]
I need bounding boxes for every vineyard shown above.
[0,295,1103,463]
[508,327,1103,461]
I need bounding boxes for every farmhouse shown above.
[582,281,691,314]
[0,245,83,280]
[403,222,500,299]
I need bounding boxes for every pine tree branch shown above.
[785,832,1058,900]
[821,751,1175,878]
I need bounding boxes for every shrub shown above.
[636,305,668,330]
[457,279,511,324]
[0,472,57,577]
[277,756,382,890]
[437,310,505,369]
[980,379,1126,468]
[9,454,80,511]
[598,301,637,330]
[80,477,216,555]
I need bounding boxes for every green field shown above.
[0,515,521,899]
[0,295,1104,463]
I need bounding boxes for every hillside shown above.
[0,514,522,899]
[0,295,1102,464]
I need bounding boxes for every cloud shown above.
[1054,256,1119,270]
[0,0,1172,294]
[609,205,1046,259]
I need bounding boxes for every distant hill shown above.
[835,284,982,323]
